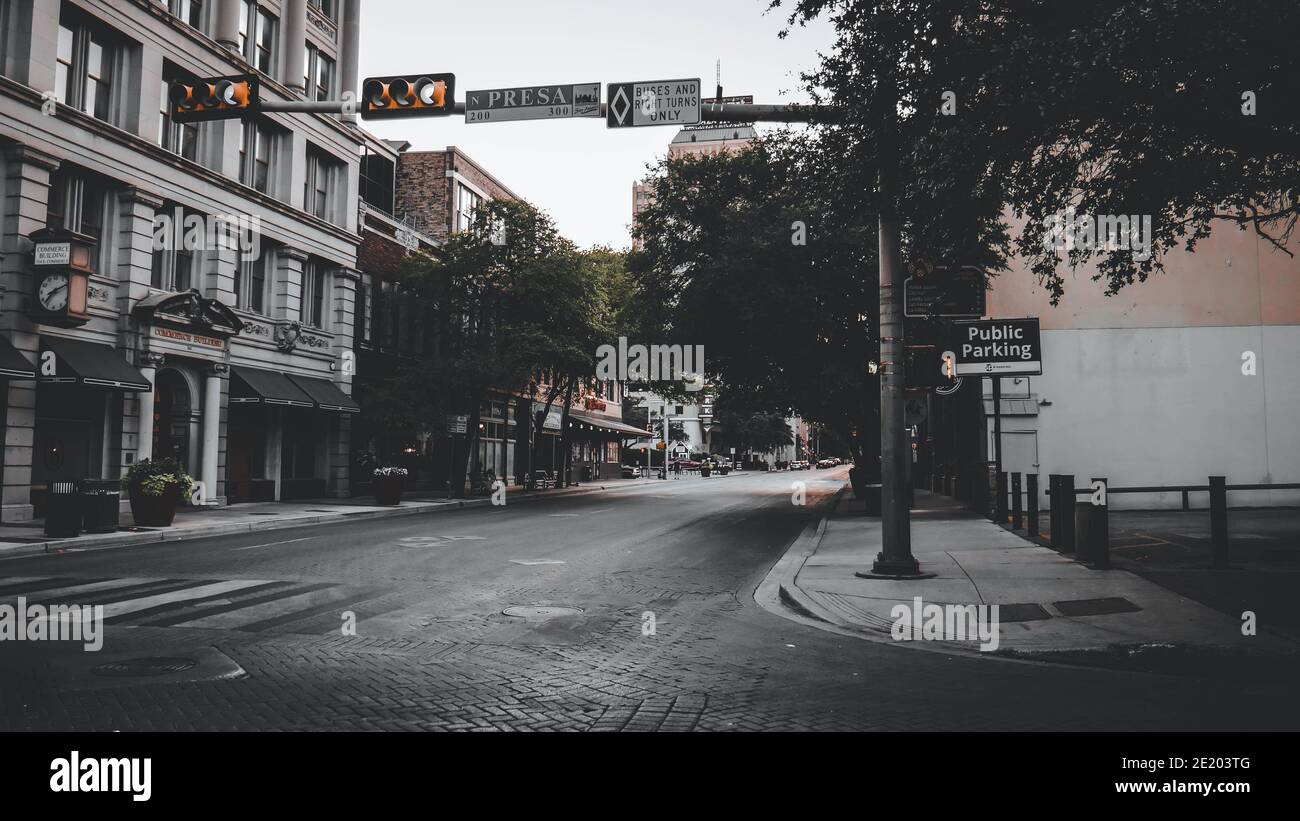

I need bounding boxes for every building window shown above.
[158,67,199,160]
[55,16,120,124]
[304,146,336,221]
[357,273,372,344]
[239,120,276,195]
[165,0,204,31]
[238,2,276,74]
[302,261,326,328]
[308,0,335,21]
[236,242,270,313]
[359,151,395,213]
[456,184,482,233]
[304,44,333,101]
[150,204,195,292]
[46,169,109,272]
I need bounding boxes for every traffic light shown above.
[361,73,455,119]
[169,74,259,122]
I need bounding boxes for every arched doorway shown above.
[153,368,194,471]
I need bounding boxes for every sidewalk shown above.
[0,475,668,559]
[771,486,1300,661]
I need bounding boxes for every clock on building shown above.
[29,228,93,327]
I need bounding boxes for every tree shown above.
[628,133,885,470]
[771,0,1300,302]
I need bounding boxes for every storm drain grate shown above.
[91,657,197,677]
[502,605,583,620]
[1053,597,1142,617]
[998,603,1052,622]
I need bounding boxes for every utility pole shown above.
[863,73,927,579]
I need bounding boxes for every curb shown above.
[0,476,688,560]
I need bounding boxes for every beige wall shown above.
[987,215,1300,329]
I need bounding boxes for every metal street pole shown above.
[862,76,926,579]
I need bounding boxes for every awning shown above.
[0,337,35,379]
[568,410,653,438]
[40,337,150,391]
[287,375,360,413]
[230,366,315,407]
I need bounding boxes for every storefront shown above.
[567,410,651,482]
[31,336,151,516]
[226,366,359,502]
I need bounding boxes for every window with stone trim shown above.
[238,1,276,75]
[239,118,280,196]
[235,238,272,314]
[55,8,126,126]
[45,167,110,273]
[304,43,334,102]
[301,260,327,328]
[150,202,197,293]
[304,145,341,222]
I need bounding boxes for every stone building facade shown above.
[0,0,364,519]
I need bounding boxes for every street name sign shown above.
[904,266,986,318]
[950,318,1042,376]
[446,414,468,434]
[465,83,601,123]
[607,78,701,128]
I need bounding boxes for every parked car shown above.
[790,460,808,470]
[669,458,700,471]
[620,465,642,479]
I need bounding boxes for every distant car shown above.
[816,458,833,468]
[621,465,642,479]
[708,456,732,470]
[791,460,808,470]
[669,459,700,471]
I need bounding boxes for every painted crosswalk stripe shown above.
[0,577,155,602]
[100,579,279,621]
[168,583,346,629]
[0,577,85,596]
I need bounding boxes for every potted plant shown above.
[123,458,194,527]
[373,466,408,505]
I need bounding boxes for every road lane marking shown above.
[0,577,153,602]
[509,559,566,565]
[547,513,579,518]
[233,537,312,551]
[100,580,275,620]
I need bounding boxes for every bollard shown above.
[1027,474,1039,537]
[1209,475,1228,569]
[1089,477,1110,569]
[1011,472,1023,529]
[1061,475,1076,554]
[996,471,1008,524]
[1048,475,1060,547]
[1074,500,1094,564]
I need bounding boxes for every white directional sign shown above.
[465,83,601,123]
[607,78,701,128]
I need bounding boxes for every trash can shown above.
[44,480,82,538]
[79,479,122,534]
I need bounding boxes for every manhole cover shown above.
[502,605,583,620]
[91,657,197,677]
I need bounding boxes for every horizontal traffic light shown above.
[361,73,455,119]
[170,74,259,122]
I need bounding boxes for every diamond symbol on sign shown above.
[610,85,630,125]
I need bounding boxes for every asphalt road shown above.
[1,468,1297,731]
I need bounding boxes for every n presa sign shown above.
[949,318,1042,376]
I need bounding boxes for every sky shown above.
[357,0,837,250]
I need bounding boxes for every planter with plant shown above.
[122,458,195,527]
[373,467,408,505]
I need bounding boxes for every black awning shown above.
[287,375,360,413]
[0,336,35,379]
[40,337,150,391]
[230,366,315,407]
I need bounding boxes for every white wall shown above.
[990,325,1300,509]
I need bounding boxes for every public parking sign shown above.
[465,83,601,123]
[607,78,701,128]
[950,318,1042,376]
